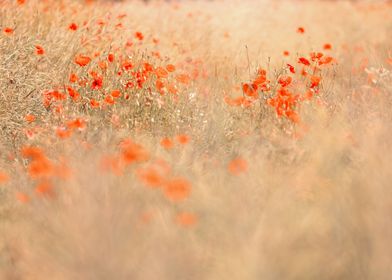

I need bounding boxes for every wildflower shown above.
[310,75,321,88]
[21,146,45,160]
[24,114,36,123]
[3,27,14,35]
[160,137,174,149]
[136,166,164,188]
[228,157,248,175]
[55,127,72,139]
[298,57,311,66]
[35,45,45,55]
[74,54,91,66]
[287,64,296,74]
[166,64,176,72]
[66,86,80,101]
[69,73,78,83]
[135,31,144,40]
[163,177,191,202]
[68,23,78,31]
[297,27,305,34]
[0,171,9,184]
[108,53,115,62]
[278,76,292,87]
[66,118,86,130]
[155,67,168,78]
[176,134,190,145]
[111,90,121,98]
[176,74,191,84]
[176,212,197,227]
[104,95,115,105]
[90,99,100,108]
[120,139,149,165]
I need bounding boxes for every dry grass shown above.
[1,0,392,279]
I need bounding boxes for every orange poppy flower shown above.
[56,127,72,139]
[176,74,191,84]
[176,134,190,145]
[90,99,100,108]
[228,157,248,175]
[69,73,78,83]
[35,45,45,55]
[166,64,176,72]
[3,27,14,35]
[298,57,311,66]
[66,118,86,130]
[28,158,53,178]
[111,90,121,98]
[163,177,191,202]
[25,114,36,123]
[297,27,305,34]
[120,139,149,165]
[74,54,91,66]
[21,146,45,160]
[0,171,9,184]
[108,53,115,62]
[155,67,168,79]
[104,95,115,105]
[135,31,144,40]
[68,23,78,31]
[136,166,164,188]
[176,212,197,227]
[160,137,174,149]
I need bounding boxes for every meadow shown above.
[1,0,392,279]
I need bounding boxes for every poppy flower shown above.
[298,57,311,66]
[0,171,9,184]
[136,166,164,188]
[69,73,78,83]
[163,177,191,202]
[35,45,45,55]
[74,54,91,66]
[155,67,168,79]
[120,139,149,165]
[160,137,174,149]
[108,53,115,62]
[166,64,176,72]
[228,157,248,175]
[90,99,100,108]
[176,74,191,84]
[68,23,78,31]
[24,114,36,123]
[297,27,305,34]
[3,27,14,35]
[135,31,144,40]
[111,90,121,98]
[176,134,190,145]
[176,212,197,227]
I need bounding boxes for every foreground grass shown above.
[1,0,392,279]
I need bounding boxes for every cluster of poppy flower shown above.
[226,28,336,124]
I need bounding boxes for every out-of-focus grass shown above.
[1,0,392,279]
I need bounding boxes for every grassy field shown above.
[1,0,392,279]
